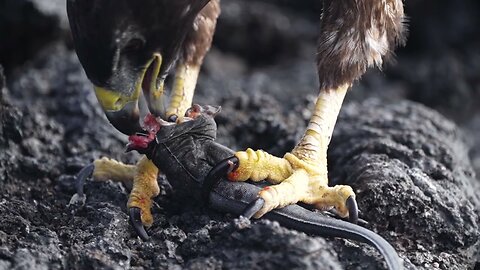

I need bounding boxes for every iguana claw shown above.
[242,198,265,219]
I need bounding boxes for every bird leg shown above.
[228,84,356,220]
[165,0,219,122]
[166,63,201,121]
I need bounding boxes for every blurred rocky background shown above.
[0,0,479,269]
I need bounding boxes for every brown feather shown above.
[181,0,221,67]
[316,0,407,91]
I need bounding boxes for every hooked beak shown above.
[93,53,167,135]
[142,53,167,117]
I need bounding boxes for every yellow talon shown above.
[254,169,310,218]
[305,185,356,218]
[230,149,356,219]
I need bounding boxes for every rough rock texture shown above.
[1,0,479,269]
[0,0,69,74]
[330,100,480,269]
[1,45,479,269]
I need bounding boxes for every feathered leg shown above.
[166,0,220,121]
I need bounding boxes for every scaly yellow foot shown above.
[228,84,356,220]
[126,156,159,227]
[228,149,355,219]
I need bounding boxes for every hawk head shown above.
[67,0,210,135]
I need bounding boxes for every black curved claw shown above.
[203,156,239,202]
[129,207,150,241]
[242,198,265,219]
[346,196,359,224]
[75,163,95,197]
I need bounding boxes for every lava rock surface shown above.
[1,0,480,269]
[330,100,480,269]
[0,0,69,74]
[1,45,479,269]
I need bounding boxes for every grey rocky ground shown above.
[1,0,479,269]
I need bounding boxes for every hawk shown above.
[67,0,406,234]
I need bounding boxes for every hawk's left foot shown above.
[228,149,358,222]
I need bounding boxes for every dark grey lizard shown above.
[72,104,402,270]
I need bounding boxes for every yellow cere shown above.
[94,86,141,111]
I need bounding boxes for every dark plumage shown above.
[181,0,220,67]
[317,0,407,91]
[67,0,212,96]
[67,0,405,129]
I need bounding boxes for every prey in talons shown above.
[71,104,401,269]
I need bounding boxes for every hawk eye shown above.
[123,38,144,53]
